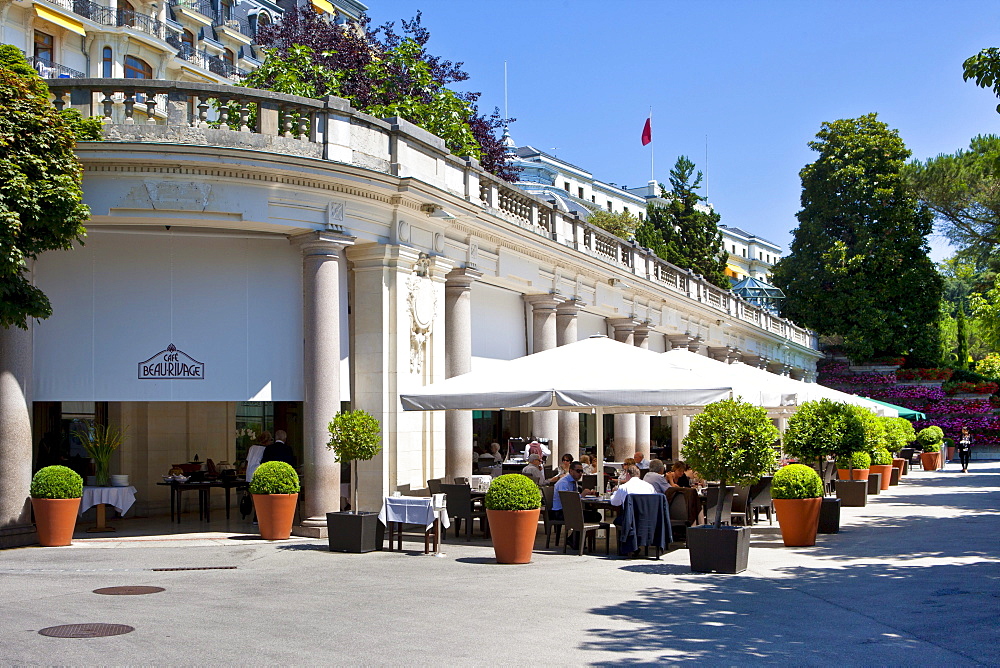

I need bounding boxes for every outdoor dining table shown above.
[81,486,138,533]
[378,495,450,554]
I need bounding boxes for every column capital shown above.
[633,321,652,348]
[556,298,587,317]
[425,255,457,283]
[289,230,355,256]
[346,243,423,271]
[606,317,640,332]
[523,293,563,311]
[667,333,702,352]
[445,266,483,290]
[708,345,737,363]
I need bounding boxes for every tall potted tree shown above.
[484,473,542,564]
[250,461,300,540]
[783,398,845,533]
[30,466,83,546]
[682,398,779,574]
[832,405,880,507]
[326,409,383,553]
[771,463,824,547]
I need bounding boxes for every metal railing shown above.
[25,55,86,78]
[166,36,247,79]
[168,0,255,39]
[39,0,172,41]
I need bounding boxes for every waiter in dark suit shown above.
[262,429,297,468]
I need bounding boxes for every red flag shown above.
[641,116,652,146]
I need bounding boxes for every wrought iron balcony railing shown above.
[39,0,173,41]
[168,0,255,39]
[25,55,86,78]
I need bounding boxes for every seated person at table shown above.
[622,457,636,469]
[610,465,656,506]
[489,442,503,463]
[580,454,595,475]
[634,452,649,470]
[643,459,669,494]
[551,462,601,522]
[551,453,573,481]
[521,454,546,486]
[667,461,692,488]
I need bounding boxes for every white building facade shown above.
[0,77,819,547]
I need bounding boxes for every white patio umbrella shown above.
[399,336,734,465]
[661,348,896,417]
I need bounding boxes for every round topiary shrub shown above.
[836,451,871,470]
[916,426,944,452]
[771,464,824,499]
[484,474,541,511]
[870,448,893,466]
[250,461,300,495]
[30,466,83,499]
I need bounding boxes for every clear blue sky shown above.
[368,0,1000,261]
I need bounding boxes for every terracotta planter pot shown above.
[837,468,870,481]
[891,458,907,479]
[947,446,956,461]
[486,508,540,564]
[31,497,81,547]
[920,452,939,472]
[870,464,893,491]
[773,497,822,547]
[252,493,298,540]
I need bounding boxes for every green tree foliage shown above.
[882,417,916,453]
[0,47,89,329]
[905,135,1000,266]
[252,10,515,179]
[963,48,1000,113]
[681,399,778,528]
[956,304,970,368]
[586,209,640,240]
[771,114,943,363]
[969,275,1000,351]
[327,409,382,510]
[783,399,849,467]
[642,156,729,289]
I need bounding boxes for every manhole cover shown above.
[38,623,134,638]
[93,586,164,596]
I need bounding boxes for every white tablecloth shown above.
[80,486,138,517]
[378,495,450,530]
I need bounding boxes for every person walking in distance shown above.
[957,427,974,473]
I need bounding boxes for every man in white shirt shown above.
[634,452,649,470]
[523,440,551,460]
[610,465,656,506]
[521,454,545,486]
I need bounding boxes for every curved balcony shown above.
[45,78,817,353]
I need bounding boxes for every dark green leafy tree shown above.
[642,156,729,288]
[782,398,848,480]
[771,114,942,363]
[0,47,89,329]
[681,399,778,528]
[905,135,1000,266]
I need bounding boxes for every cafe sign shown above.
[138,343,205,380]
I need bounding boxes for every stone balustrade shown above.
[46,78,815,352]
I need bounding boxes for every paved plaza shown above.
[1,463,998,666]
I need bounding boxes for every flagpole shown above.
[649,106,654,183]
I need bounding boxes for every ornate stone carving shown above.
[406,255,437,375]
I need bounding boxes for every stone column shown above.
[633,323,652,463]
[607,318,637,462]
[292,231,353,537]
[556,299,585,461]
[0,322,34,548]
[525,294,561,453]
[444,267,481,482]
[670,412,691,462]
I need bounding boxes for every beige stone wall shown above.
[113,401,235,515]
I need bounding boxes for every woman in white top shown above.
[245,431,272,483]
[580,454,595,475]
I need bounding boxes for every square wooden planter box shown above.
[835,480,867,507]
[327,511,384,553]
[687,525,751,574]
